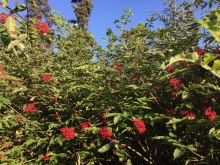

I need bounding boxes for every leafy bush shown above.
[1,0,220,164]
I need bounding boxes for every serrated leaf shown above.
[98,143,114,153]
[173,147,186,159]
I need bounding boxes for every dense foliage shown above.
[0,0,220,164]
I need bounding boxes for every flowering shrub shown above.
[0,1,220,164]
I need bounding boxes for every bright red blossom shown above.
[180,111,195,118]
[80,121,91,130]
[154,86,160,90]
[0,141,2,146]
[60,127,76,141]
[204,107,217,121]
[33,19,50,34]
[0,153,2,158]
[113,150,118,156]
[99,114,107,123]
[165,106,175,117]
[43,151,52,161]
[116,64,121,70]
[0,14,8,23]
[195,47,205,56]
[24,102,37,112]
[2,136,6,140]
[134,119,146,134]
[170,78,183,90]
[166,65,174,73]
[100,127,112,140]
[41,74,51,81]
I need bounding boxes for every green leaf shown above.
[56,136,64,146]
[5,16,17,39]
[169,52,200,66]
[105,113,122,117]
[186,120,217,134]
[203,53,216,65]
[182,91,189,100]
[173,147,186,160]
[212,60,220,69]
[0,96,10,104]
[11,4,27,13]
[7,34,27,51]
[114,116,121,125]
[2,0,10,8]
[98,143,114,153]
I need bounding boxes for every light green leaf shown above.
[212,60,220,69]
[173,147,186,160]
[2,0,10,8]
[182,91,189,100]
[114,116,121,125]
[203,53,216,65]
[7,34,27,51]
[98,143,114,153]
[5,16,17,39]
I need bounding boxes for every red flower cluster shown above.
[166,65,174,73]
[116,64,121,70]
[43,151,52,161]
[204,107,217,121]
[179,61,187,65]
[0,66,4,76]
[60,127,76,141]
[80,121,91,130]
[99,114,107,123]
[195,47,205,56]
[131,75,140,80]
[24,102,37,112]
[0,153,2,158]
[102,56,105,61]
[172,92,182,102]
[165,106,175,117]
[76,111,79,116]
[41,74,51,81]
[0,14,8,23]
[180,110,195,119]
[100,127,112,140]
[134,119,146,134]
[170,78,183,90]
[33,19,50,34]
[0,141,2,146]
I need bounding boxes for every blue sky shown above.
[0,0,208,47]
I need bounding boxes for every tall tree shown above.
[26,0,54,27]
[70,0,93,28]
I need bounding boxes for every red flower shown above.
[33,19,50,34]
[100,127,112,140]
[0,141,2,146]
[195,47,205,56]
[166,65,174,73]
[41,74,51,81]
[165,106,175,117]
[2,136,7,140]
[43,151,52,161]
[0,14,8,23]
[179,61,187,65]
[76,111,79,116]
[60,127,76,141]
[50,98,57,101]
[154,86,160,90]
[102,56,105,61]
[204,107,217,121]
[53,112,59,116]
[116,64,121,70]
[80,121,91,130]
[134,119,146,134]
[0,153,3,158]
[99,114,107,123]
[24,102,37,112]
[180,111,195,118]
[170,78,183,90]
[113,149,118,156]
